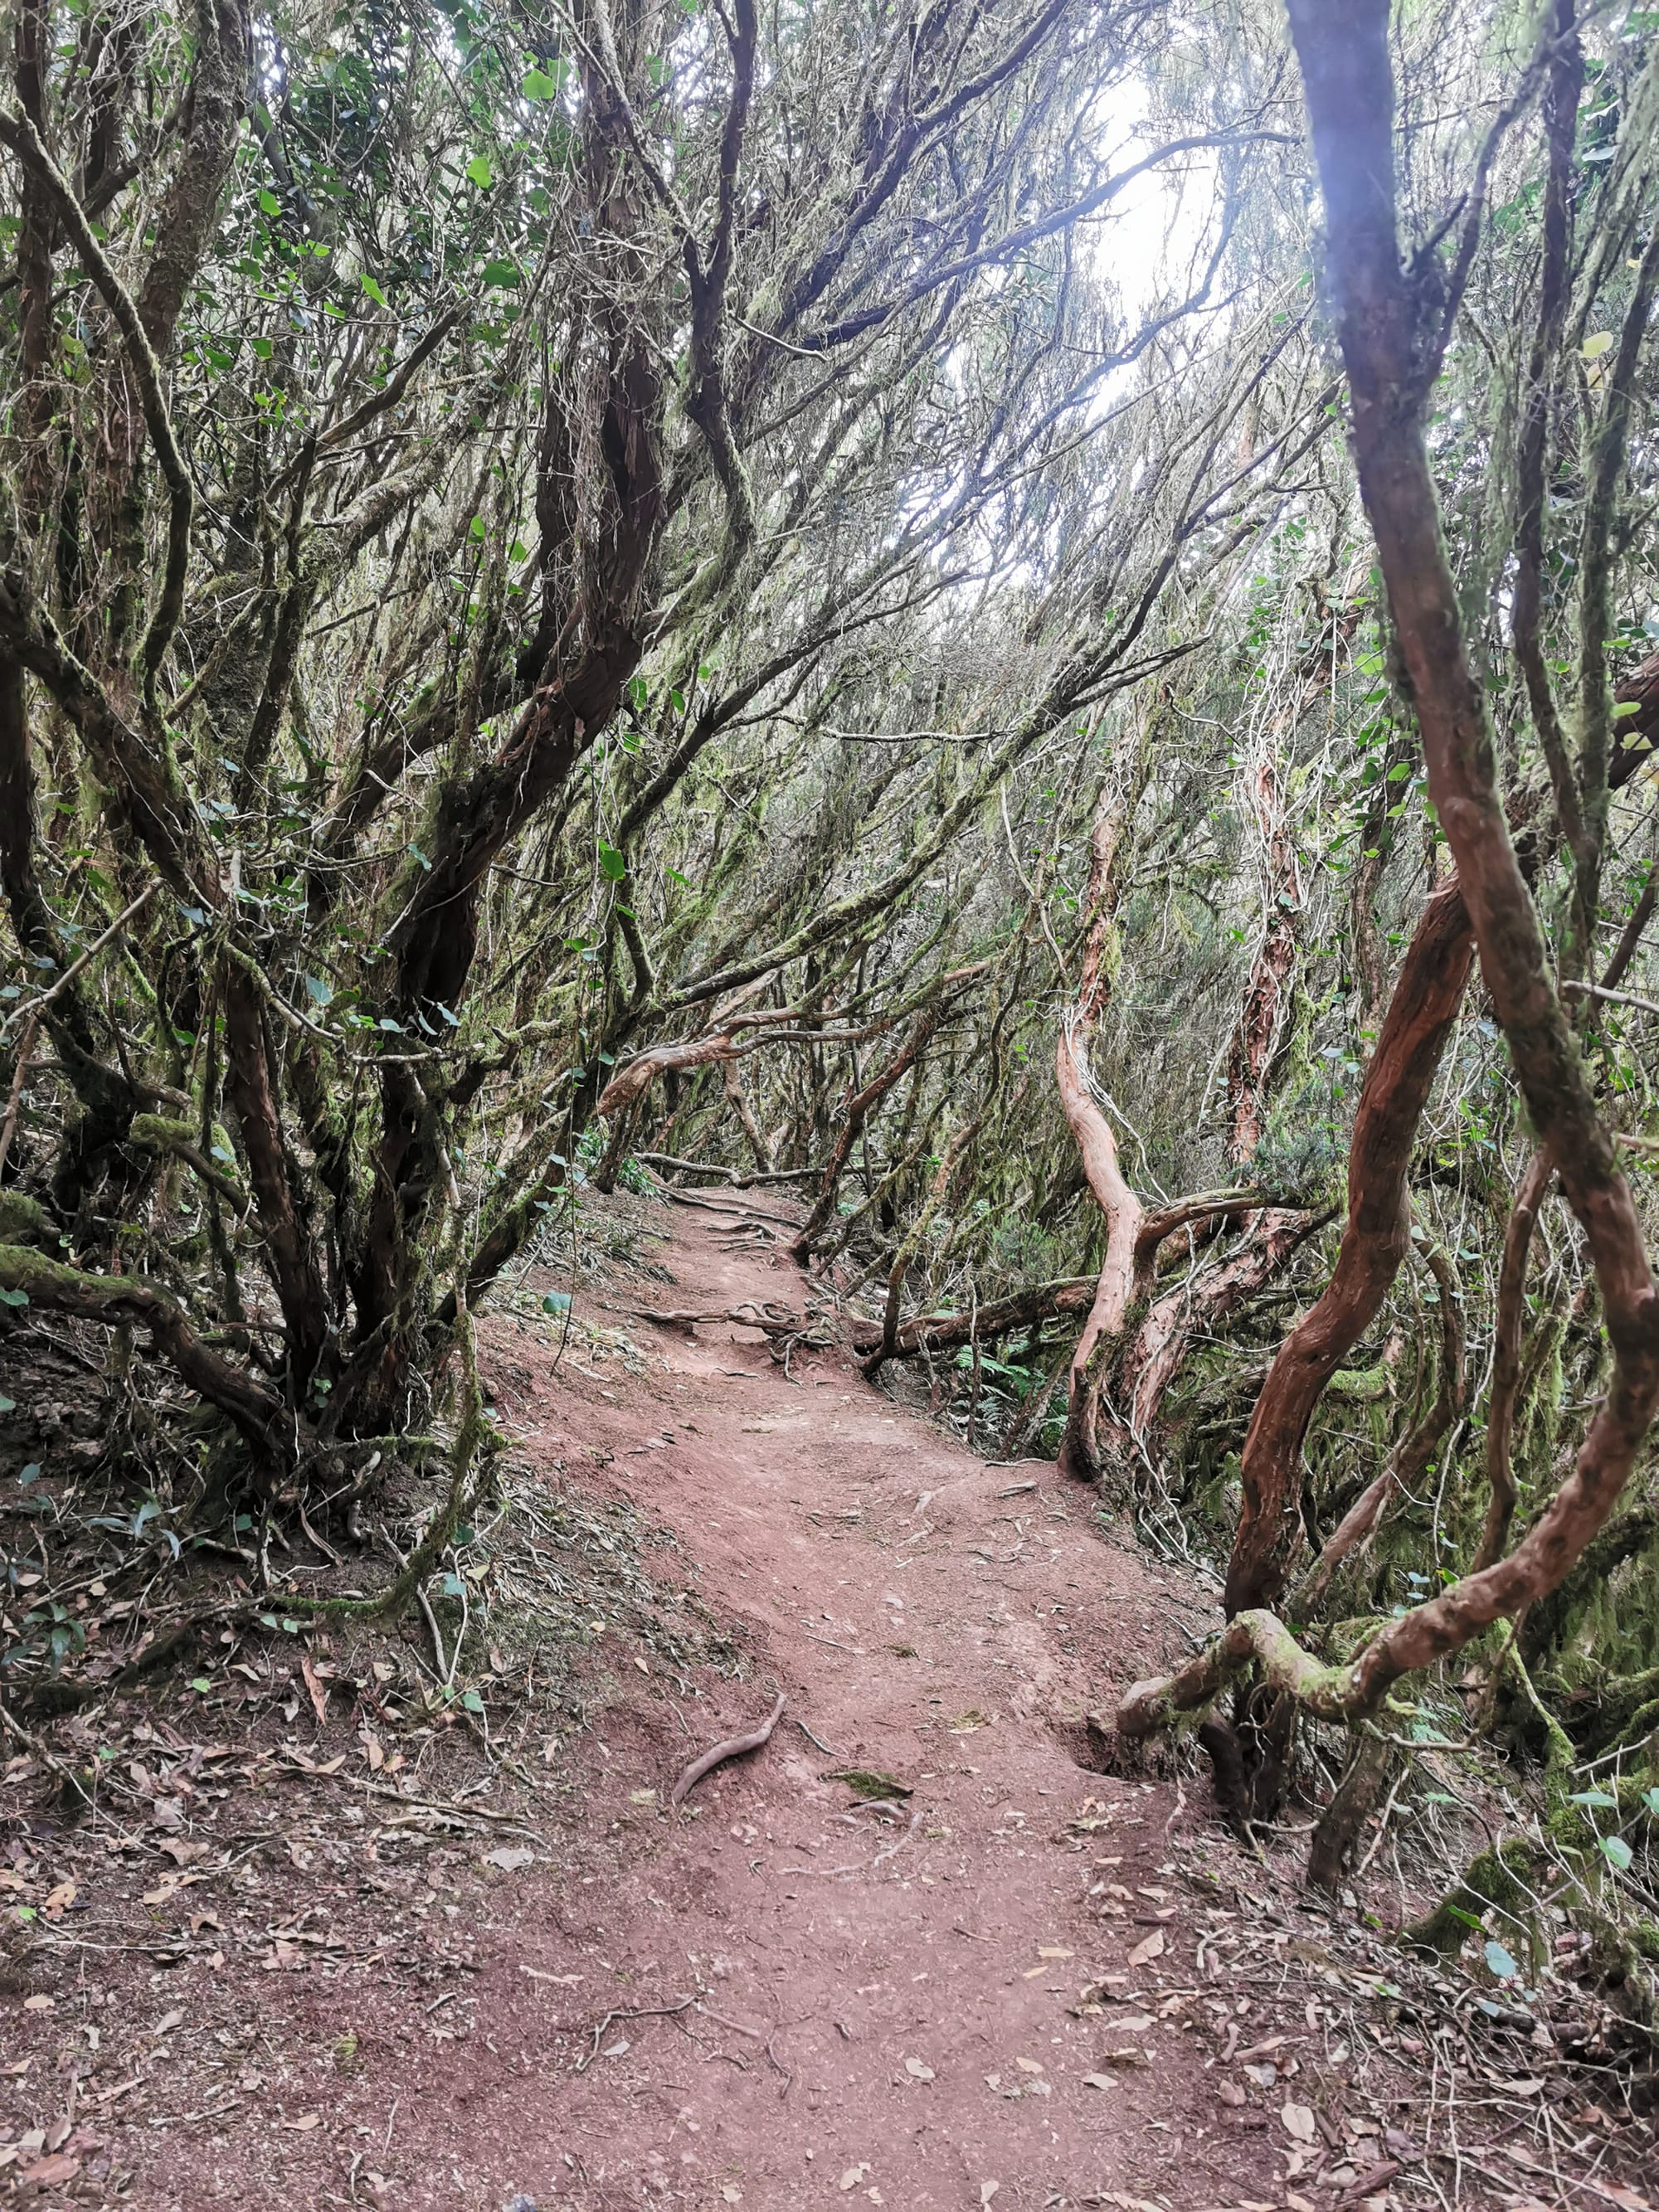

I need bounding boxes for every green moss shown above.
[1405,1838,1544,1972]
[0,1194,51,1247]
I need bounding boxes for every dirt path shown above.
[387,1200,1302,2211]
[6,1196,1510,2212]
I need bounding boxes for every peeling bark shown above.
[1224,878,1475,1616]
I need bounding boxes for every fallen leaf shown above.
[41,1880,75,1918]
[904,2056,934,2081]
[364,1734,385,1772]
[1282,2102,1316,2144]
[1082,2073,1120,2092]
[721,2188,742,2204]
[602,2039,630,2059]
[1038,1946,1073,1960]
[1014,2057,1044,2075]
[483,1847,536,1873]
[980,2190,1000,2210]
[301,1657,329,1729]
[22,1996,53,2013]
[153,2010,185,2039]
[16,2156,79,2188]
[1217,2079,1246,2107]
[839,2166,869,2190]
[1126,1928,1165,1966]
[292,2112,321,2132]
[825,1767,912,1801]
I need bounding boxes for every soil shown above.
[2,1192,1652,2211]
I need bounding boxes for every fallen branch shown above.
[636,1151,816,1186]
[671,1690,786,1807]
[848,1274,1095,1360]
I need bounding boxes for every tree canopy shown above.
[4,0,1659,1928]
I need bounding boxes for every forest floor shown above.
[2,1189,1654,2212]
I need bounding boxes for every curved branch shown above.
[0,1242,280,1448]
[0,102,192,693]
[1224,877,1475,1614]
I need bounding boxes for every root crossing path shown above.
[417,1198,1300,2212]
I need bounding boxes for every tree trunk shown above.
[1224,878,1474,1616]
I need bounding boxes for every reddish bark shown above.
[1224,878,1475,1616]
[1271,0,1659,1703]
[597,1029,745,1118]
[1054,752,1148,1475]
[1126,1206,1331,1437]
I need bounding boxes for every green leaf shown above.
[465,153,494,189]
[1483,1938,1519,1980]
[542,1291,571,1315]
[191,1677,212,1694]
[0,1287,28,1309]
[1643,1787,1659,1817]
[597,840,627,882]
[469,513,487,540]
[482,258,520,289]
[1601,1834,1634,1873]
[1570,1788,1618,1808]
[259,187,282,216]
[0,1394,13,1414]
[462,1689,485,1714]
[360,273,389,308]
[442,1572,465,1597]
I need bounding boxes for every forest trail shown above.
[367,1197,1367,2212]
[3,1190,1570,2212]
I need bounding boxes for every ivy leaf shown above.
[1483,1938,1520,1981]
[462,1689,485,1714]
[259,187,282,216]
[465,153,494,189]
[542,1291,572,1315]
[481,258,520,288]
[1569,1788,1618,1808]
[0,1394,14,1414]
[361,273,389,308]
[0,1287,28,1310]
[597,841,627,882]
[1600,1834,1634,1873]
[522,65,562,99]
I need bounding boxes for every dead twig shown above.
[574,1997,695,2073]
[670,1690,786,1808]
